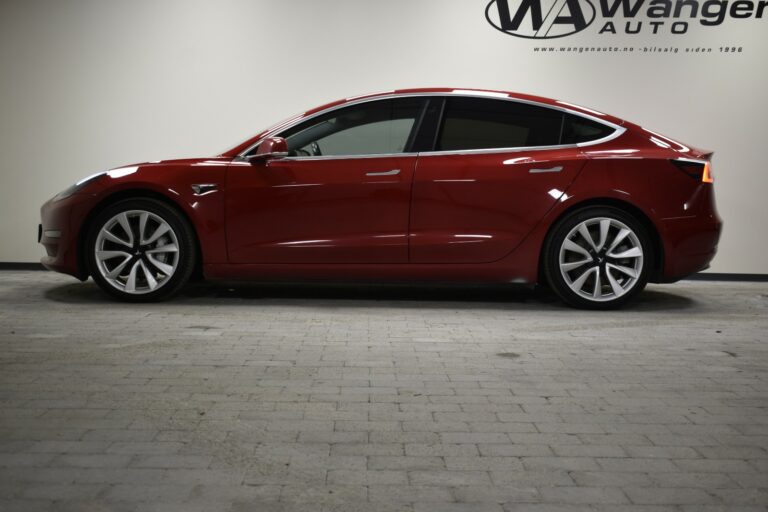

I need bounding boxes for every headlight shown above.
[53,172,106,201]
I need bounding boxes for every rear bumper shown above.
[658,213,722,282]
[39,194,94,280]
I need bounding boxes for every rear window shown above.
[561,113,615,144]
[437,97,563,151]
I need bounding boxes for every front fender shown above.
[82,160,230,268]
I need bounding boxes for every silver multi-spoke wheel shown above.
[558,217,644,303]
[94,210,180,295]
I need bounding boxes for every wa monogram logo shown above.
[486,0,597,38]
[486,0,766,38]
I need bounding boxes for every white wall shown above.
[1,0,766,272]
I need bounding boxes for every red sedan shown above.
[39,88,722,308]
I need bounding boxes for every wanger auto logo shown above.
[486,0,597,38]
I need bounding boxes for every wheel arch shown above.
[537,197,665,284]
[77,188,204,281]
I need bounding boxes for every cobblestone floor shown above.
[0,270,767,511]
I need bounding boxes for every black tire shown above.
[543,206,653,310]
[86,198,196,302]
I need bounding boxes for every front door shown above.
[226,97,426,264]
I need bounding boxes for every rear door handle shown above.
[529,166,563,174]
[365,169,400,176]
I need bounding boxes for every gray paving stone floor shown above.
[0,270,767,511]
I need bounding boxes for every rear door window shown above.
[436,97,563,151]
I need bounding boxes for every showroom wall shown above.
[1,0,766,273]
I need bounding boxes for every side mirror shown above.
[247,137,289,162]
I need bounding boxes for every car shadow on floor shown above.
[44,279,697,312]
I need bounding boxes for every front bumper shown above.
[39,193,95,280]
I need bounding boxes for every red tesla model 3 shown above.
[39,88,721,308]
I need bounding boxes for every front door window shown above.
[279,98,426,157]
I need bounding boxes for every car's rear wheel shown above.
[543,206,652,309]
[86,198,195,302]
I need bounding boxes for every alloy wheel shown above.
[93,210,180,294]
[558,217,644,302]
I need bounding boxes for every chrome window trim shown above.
[275,152,418,162]
[415,130,626,158]
[236,92,625,160]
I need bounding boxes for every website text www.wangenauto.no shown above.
[533,46,743,53]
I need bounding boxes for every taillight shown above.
[671,159,713,184]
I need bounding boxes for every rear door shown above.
[409,96,593,263]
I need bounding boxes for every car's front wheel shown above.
[543,206,652,309]
[86,198,195,302]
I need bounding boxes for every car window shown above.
[436,97,564,151]
[561,113,615,144]
[279,98,426,157]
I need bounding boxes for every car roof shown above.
[222,88,628,157]
[305,88,626,124]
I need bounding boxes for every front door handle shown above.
[529,166,563,174]
[365,169,400,177]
